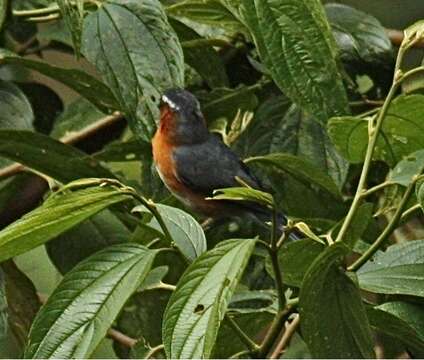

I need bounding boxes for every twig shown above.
[348,179,416,271]
[270,208,286,310]
[226,315,260,353]
[0,111,124,180]
[361,181,394,197]
[107,328,138,348]
[269,314,300,359]
[145,344,165,359]
[400,203,422,223]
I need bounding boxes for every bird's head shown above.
[159,88,209,144]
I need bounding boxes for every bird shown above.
[152,88,300,239]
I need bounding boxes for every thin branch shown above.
[0,111,124,180]
[361,181,394,198]
[145,344,165,359]
[348,179,416,271]
[107,328,138,348]
[400,203,422,223]
[226,315,260,353]
[270,208,286,311]
[269,314,300,359]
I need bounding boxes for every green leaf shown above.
[0,49,118,113]
[267,239,324,287]
[133,203,206,262]
[300,243,375,358]
[163,238,256,358]
[82,0,184,141]
[357,240,424,297]
[417,180,424,211]
[246,153,341,198]
[170,19,229,88]
[211,186,273,208]
[367,304,424,357]
[57,0,84,56]
[167,0,245,34]
[0,80,34,169]
[0,181,133,263]
[46,209,131,274]
[241,0,349,124]
[328,95,424,166]
[0,130,114,183]
[325,3,393,68]
[270,104,348,188]
[389,149,424,186]
[24,243,157,358]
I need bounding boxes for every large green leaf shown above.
[357,240,424,297]
[0,81,34,169]
[241,0,349,124]
[0,130,114,183]
[170,19,228,89]
[328,95,424,166]
[367,304,424,357]
[56,0,84,56]
[325,3,393,68]
[25,243,157,358]
[270,104,348,186]
[82,0,184,141]
[46,209,131,274]
[300,243,375,358]
[0,181,133,263]
[211,186,273,208]
[340,202,374,249]
[163,238,256,358]
[0,269,6,342]
[389,149,424,186]
[0,49,118,113]
[246,153,341,198]
[133,203,206,262]
[418,180,424,212]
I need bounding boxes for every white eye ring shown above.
[162,94,180,111]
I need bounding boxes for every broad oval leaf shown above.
[389,149,424,186]
[241,0,349,124]
[357,240,424,297]
[133,203,206,262]
[82,0,184,140]
[246,153,341,198]
[0,130,114,183]
[163,238,256,358]
[325,3,393,68]
[367,304,424,357]
[24,243,157,358]
[328,95,424,166]
[0,181,132,263]
[0,49,118,113]
[300,243,375,358]
[417,180,424,212]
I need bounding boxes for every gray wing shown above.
[173,135,261,196]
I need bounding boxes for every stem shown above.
[269,314,300,359]
[361,181,394,197]
[400,203,422,222]
[157,282,176,291]
[253,302,297,358]
[145,344,165,359]
[226,315,260,353]
[335,45,406,243]
[402,66,424,81]
[270,207,286,310]
[107,328,138,348]
[0,112,124,180]
[25,13,61,23]
[181,38,233,48]
[348,180,416,271]
[12,4,60,17]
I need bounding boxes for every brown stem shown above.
[269,314,300,359]
[386,28,424,48]
[0,111,124,180]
